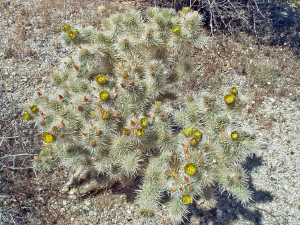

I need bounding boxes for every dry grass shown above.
[0,0,299,224]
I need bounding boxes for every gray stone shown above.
[260,144,268,150]
[288,96,297,101]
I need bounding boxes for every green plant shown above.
[22,7,256,223]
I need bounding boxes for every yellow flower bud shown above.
[193,130,202,141]
[61,24,71,32]
[90,111,96,118]
[230,87,238,95]
[123,128,131,136]
[135,128,144,137]
[23,111,31,120]
[40,150,46,156]
[101,110,110,121]
[183,128,193,138]
[172,26,181,35]
[122,71,129,79]
[155,101,162,106]
[30,105,38,113]
[189,138,198,147]
[182,7,190,14]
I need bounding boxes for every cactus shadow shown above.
[172,0,299,55]
[110,176,144,203]
[181,154,273,225]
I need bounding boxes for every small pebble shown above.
[260,144,268,150]
[288,96,297,101]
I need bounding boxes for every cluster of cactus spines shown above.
[23,7,256,223]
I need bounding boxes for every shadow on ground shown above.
[106,153,273,225]
[167,0,300,55]
[180,154,273,225]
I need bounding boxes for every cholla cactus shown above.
[22,7,256,223]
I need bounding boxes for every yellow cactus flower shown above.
[100,90,109,102]
[135,128,145,137]
[61,24,71,32]
[231,131,239,141]
[224,94,235,105]
[193,130,202,141]
[184,163,197,175]
[230,87,238,95]
[69,31,76,39]
[172,26,181,35]
[140,118,148,128]
[23,111,31,120]
[96,75,106,85]
[182,7,190,14]
[183,128,193,138]
[182,194,193,204]
[42,132,55,143]
[30,105,38,113]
